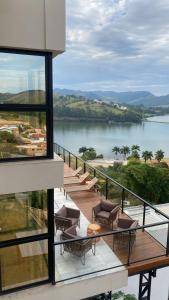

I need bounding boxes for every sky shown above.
[53,0,169,95]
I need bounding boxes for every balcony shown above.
[52,143,169,299]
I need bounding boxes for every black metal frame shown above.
[0,48,55,294]
[138,270,157,300]
[0,48,54,162]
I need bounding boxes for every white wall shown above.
[1,268,128,300]
[0,0,65,56]
[0,155,63,194]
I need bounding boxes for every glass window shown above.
[0,240,48,290]
[0,53,45,104]
[0,191,48,242]
[0,111,47,158]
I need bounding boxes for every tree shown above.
[120,146,130,160]
[112,291,137,300]
[142,151,153,163]
[155,149,164,163]
[131,144,140,152]
[82,148,97,161]
[112,146,120,158]
[121,162,169,204]
[79,147,87,154]
[130,150,140,160]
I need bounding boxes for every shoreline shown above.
[53,117,141,124]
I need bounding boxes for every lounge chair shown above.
[60,225,95,265]
[55,205,80,232]
[64,172,90,185]
[92,200,120,229]
[64,166,82,178]
[113,218,138,251]
[64,177,98,194]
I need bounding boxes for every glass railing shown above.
[53,220,169,284]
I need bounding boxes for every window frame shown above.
[0,48,54,294]
[0,48,53,161]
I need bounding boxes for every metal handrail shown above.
[53,219,169,246]
[54,142,169,221]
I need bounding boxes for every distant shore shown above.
[53,116,141,124]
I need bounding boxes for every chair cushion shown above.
[101,200,115,212]
[97,210,110,219]
[69,217,79,226]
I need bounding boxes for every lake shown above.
[53,115,169,159]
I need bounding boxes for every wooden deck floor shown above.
[64,164,169,276]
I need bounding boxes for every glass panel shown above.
[55,234,124,283]
[0,191,48,242]
[0,53,45,104]
[0,240,48,290]
[0,111,47,158]
[129,226,166,265]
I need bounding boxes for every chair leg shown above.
[92,242,96,256]
[60,244,64,255]
[81,253,86,265]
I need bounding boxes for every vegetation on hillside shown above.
[53,95,142,123]
[78,144,169,204]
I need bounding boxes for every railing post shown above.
[142,203,146,232]
[105,178,108,200]
[68,152,71,167]
[84,162,86,173]
[0,257,2,293]
[127,231,132,266]
[76,157,78,169]
[121,189,125,214]
[94,169,96,177]
[166,223,169,256]
[52,244,56,285]
[63,149,65,162]
[58,145,61,156]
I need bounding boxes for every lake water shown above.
[54,115,169,159]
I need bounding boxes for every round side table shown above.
[87,223,101,242]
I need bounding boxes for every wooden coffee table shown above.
[87,223,101,242]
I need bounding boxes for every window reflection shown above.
[0,191,48,242]
[0,53,45,104]
[0,112,47,158]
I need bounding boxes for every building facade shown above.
[0,0,65,295]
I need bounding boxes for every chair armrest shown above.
[93,203,101,216]
[55,205,66,217]
[109,206,120,219]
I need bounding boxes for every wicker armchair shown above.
[113,218,138,251]
[60,225,95,265]
[92,200,120,229]
[55,205,80,232]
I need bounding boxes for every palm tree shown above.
[131,144,140,152]
[147,151,153,161]
[112,146,120,158]
[131,150,140,160]
[142,151,153,163]
[155,149,164,163]
[120,146,130,160]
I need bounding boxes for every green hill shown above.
[53,95,142,123]
[4,90,45,104]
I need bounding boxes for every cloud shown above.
[54,0,169,94]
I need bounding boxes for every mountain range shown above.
[54,88,169,107]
